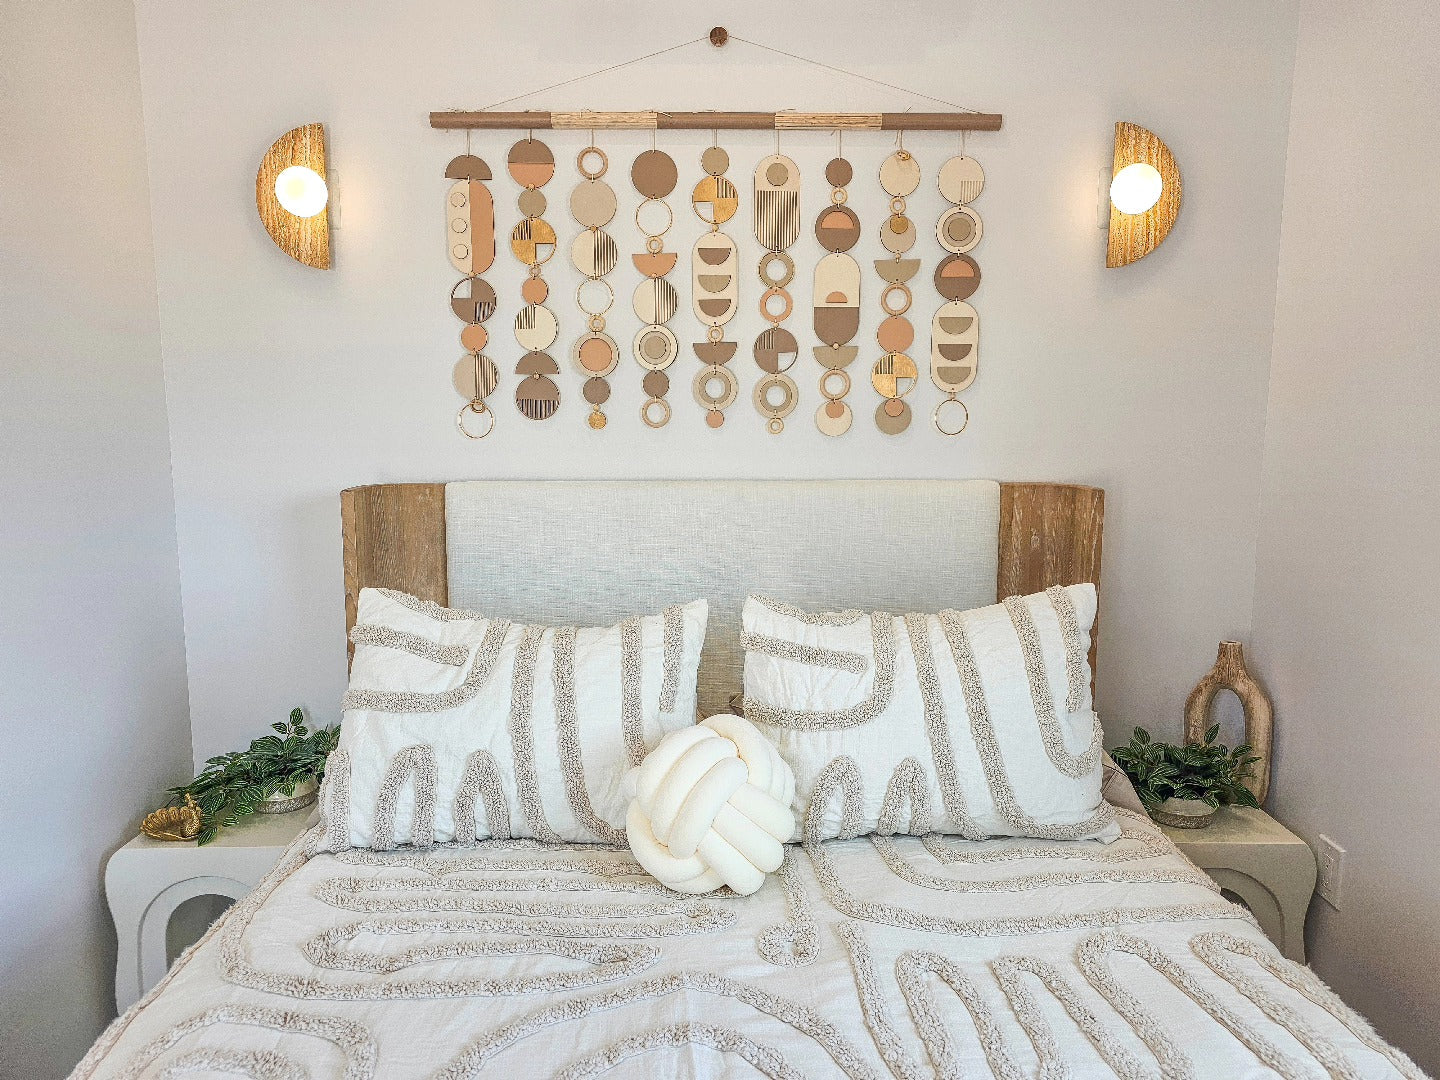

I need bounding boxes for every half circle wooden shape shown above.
[1105,121,1180,268]
[256,123,332,269]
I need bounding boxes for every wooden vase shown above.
[1184,641,1273,804]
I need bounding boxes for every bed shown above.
[74,480,1423,1079]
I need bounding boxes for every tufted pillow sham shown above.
[313,588,708,850]
[741,585,1118,843]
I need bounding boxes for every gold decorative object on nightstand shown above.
[140,793,202,842]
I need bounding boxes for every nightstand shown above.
[1159,805,1317,962]
[105,810,312,1011]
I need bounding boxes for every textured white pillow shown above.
[313,588,708,850]
[741,585,1118,842]
[624,714,796,896]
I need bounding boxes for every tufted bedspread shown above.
[73,808,1423,1079]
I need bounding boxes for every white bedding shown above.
[75,809,1422,1079]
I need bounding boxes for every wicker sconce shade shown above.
[256,123,332,269]
[1105,121,1180,268]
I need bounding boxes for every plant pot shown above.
[257,776,318,815]
[1150,797,1216,829]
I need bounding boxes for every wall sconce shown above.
[1104,121,1180,267]
[256,123,332,269]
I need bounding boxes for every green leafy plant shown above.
[166,708,339,844]
[1110,724,1261,812]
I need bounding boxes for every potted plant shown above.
[1109,724,1261,829]
[163,708,340,845]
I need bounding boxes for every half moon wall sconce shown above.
[256,123,332,269]
[1105,121,1180,267]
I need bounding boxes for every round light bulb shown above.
[1109,163,1163,215]
[274,165,328,218]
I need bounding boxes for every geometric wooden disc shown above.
[453,353,499,400]
[632,149,679,199]
[875,397,912,435]
[634,324,679,370]
[514,303,558,350]
[570,180,617,228]
[815,205,861,253]
[881,214,917,254]
[871,351,918,398]
[692,174,739,226]
[508,139,555,188]
[934,254,981,301]
[879,150,921,197]
[937,155,985,204]
[450,276,497,323]
[930,300,978,393]
[936,205,982,254]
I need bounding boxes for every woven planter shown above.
[1150,796,1217,829]
[256,776,319,815]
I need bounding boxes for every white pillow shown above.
[313,588,708,850]
[741,585,1117,842]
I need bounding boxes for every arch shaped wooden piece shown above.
[256,123,331,269]
[1106,121,1180,268]
[1184,640,1273,805]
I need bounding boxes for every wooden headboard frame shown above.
[340,481,1104,686]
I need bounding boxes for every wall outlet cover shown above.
[1316,834,1345,909]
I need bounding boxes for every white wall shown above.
[0,1,191,1075]
[1252,0,1440,1070]
[131,0,1298,764]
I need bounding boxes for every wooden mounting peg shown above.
[710,26,729,47]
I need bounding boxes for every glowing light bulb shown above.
[1109,163,1163,215]
[274,165,328,218]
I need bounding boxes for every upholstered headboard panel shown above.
[341,480,1104,713]
[443,480,997,715]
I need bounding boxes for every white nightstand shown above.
[106,810,312,1010]
[1159,805,1317,962]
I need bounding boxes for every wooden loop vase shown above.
[1184,641,1273,804]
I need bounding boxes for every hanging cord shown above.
[470,36,707,111]
[457,32,982,118]
[728,35,979,113]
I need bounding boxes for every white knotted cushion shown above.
[625,714,796,895]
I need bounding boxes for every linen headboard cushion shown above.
[445,479,997,716]
[340,480,1105,716]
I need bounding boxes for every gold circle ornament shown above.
[871,352,918,398]
[934,396,970,436]
[456,399,495,439]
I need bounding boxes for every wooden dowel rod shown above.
[429,110,1002,132]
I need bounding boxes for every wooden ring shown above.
[575,277,614,317]
[890,196,906,214]
[830,188,848,205]
[880,283,912,317]
[456,399,495,440]
[693,364,738,410]
[934,396,970,436]
[819,368,851,400]
[576,146,608,180]
[641,396,672,428]
[760,287,793,324]
[707,325,725,343]
[757,251,795,289]
[635,198,673,239]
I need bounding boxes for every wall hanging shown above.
[631,147,681,428]
[430,29,1001,441]
[813,146,861,436]
[691,142,741,427]
[752,147,801,433]
[570,142,621,429]
[931,146,985,435]
[508,138,562,420]
[446,148,498,438]
[1106,121,1181,267]
[257,123,331,269]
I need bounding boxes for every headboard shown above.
[341,480,1103,714]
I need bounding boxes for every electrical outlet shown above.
[1316,835,1345,909]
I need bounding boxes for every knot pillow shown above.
[625,715,795,895]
